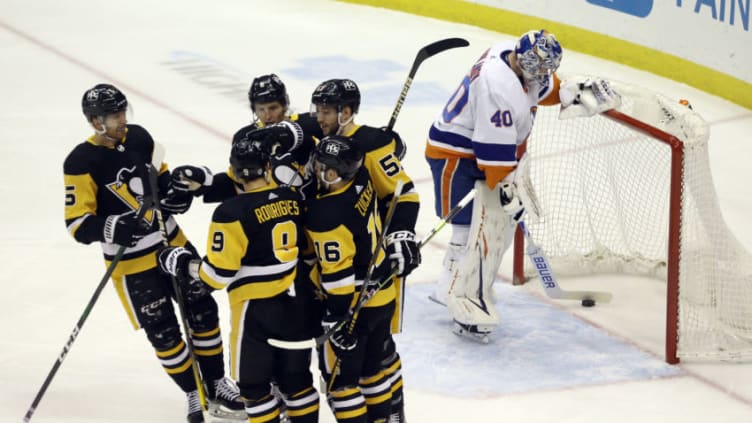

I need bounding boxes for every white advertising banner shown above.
[467,0,751,83]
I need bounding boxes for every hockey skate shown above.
[448,295,499,344]
[186,389,204,423]
[206,377,246,420]
[452,320,492,344]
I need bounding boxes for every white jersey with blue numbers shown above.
[425,40,560,189]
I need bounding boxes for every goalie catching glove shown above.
[170,165,213,196]
[385,230,421,277]
[499,182,525,222]
[559,77,621,119]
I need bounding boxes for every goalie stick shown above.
[267,188,477,351]
[386,37,469,131]
[23,144,165,423]
[519,221,613,303]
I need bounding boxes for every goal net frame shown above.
[511,78,752,364]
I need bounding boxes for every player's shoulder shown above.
[63,140,96,174]
[351,125,396,152]
[290,112,324,139]
[124,124,153,141]
[479,54,528,109]
[118,124,156,157]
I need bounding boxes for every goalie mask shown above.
[313,135,363,188]
[514,30,562,87]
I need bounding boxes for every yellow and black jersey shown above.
[63,124,187,277]
[305,167,394,317]
[198,185,304,305]
[339,124,419,234]
[204,113,323,203]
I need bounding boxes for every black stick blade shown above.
[417,37,470,63]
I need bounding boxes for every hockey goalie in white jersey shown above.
[425,29,620,342]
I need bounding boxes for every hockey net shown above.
[512,76,752,363]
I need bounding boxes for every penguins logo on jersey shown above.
[106,166,155,224]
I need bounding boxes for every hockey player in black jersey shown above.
[157,136,320,423]
[306,136,399,423]
[64,84,244,423]
[311,79,419,422]
[169,73,323,204]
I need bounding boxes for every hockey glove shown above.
[103,211,147,247]
[157,246,198,281]
[322,314,358,357]
[159,189,193,215]
[559,78,621,119]
[170,165,213,196]
[385,230,422,277]
[243,121,303,156]
[500,182,525,222]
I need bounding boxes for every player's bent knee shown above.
[186,296,219,332]
[237,382,272,402]
[144,322,183,350]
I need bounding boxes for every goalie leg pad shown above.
[469,181,516,303]
[449,181,515,304]
[443,181,517,337]
[429,225,469,306]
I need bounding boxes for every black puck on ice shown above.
[581,298,596,307]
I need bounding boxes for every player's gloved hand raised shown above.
[103,211,147,247]
[170,165,213,196]
[243,121,303,156]
[385,230,421,277]
[157,246,198,281]
[160,189,193,215]
[322,314,358,357]
[559,78,621,119]
[499,182,525,222]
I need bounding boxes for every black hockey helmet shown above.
[81,84,128,120]
[249,74,289,109]
[230,132,271,180]
[311,79,360,114]
[313,135,363,181]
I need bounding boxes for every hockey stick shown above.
[268,188,477,351]
[146,142,209,411]
[268,180,406,351]
[23,146,164,423]
[519,221,613,303]
[386,37,469,131]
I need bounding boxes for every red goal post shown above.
[512,76,752,363]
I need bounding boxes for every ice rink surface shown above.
[1,0,751,421]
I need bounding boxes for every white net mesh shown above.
[520,76,752,360]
